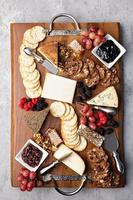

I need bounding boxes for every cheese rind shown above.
[54,144,85,176]
[87,86,118,108]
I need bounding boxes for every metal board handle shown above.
[48,13,80,34]
[53,175,87,196]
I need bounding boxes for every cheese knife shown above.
[103,132,124,174]
[24,47,58,75]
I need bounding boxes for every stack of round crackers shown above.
[50,101,87,152]
[19,26,46,98]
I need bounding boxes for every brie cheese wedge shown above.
[87,86,118,108]
[54,144,85,176]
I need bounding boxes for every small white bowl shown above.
[92,34,126,69]
[15,139,48,172]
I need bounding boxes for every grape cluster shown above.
[17,168,43,192]
[81,26,106,50]
[80,104,119,134]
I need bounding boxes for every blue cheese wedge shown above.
[68,40,84,53]
[87,86,118,108]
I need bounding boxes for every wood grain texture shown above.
[10,22,125,188]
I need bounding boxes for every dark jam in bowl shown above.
[96,40,120,63]
[22,143,42,167]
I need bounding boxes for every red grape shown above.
[97,111,105,118]
[22,169,30,178]
[96,121,102,128]
[17,175,24,182]
[27,187,33,192]
[81,30,89,37]
[20,183,27,191]
[100,36,106,43]
[86,109,93,117]
[80,116,87,125]
[89,26,98,33]
[82,104,90,113]
[29,172,36,180]
[86,44,92,50]
[88,122,97,130]
[21,179,28,186]
[97,28,105,36]
[100,116,107,125]
[88,116,96,123]
[86,39,92,45]
[36,180,44,187]
[27,181,35,188]
[93,39,100,47]
[89,32,96,40]
[82,37,88,44]
[94,112,99,119]
[20,168,27,175]
[94,35,101,43]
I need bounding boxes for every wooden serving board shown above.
[11,22,125,188]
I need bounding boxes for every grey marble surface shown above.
[0,0,133,199]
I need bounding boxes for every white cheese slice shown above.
[54,144,85,176]
[42,73,77,103]
[87,86,118,108]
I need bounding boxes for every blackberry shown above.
[104,120,119,128]
[85,90,92,98]
[31,105,37,111]
[75,96,83,102]
[78,87,85,94]
[96,128,105,135]
[81,94,88,101]
[77,81,84,88]
[107,113,113,120]
[104,128,114,135]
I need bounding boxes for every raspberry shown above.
[18,102,24,109]
[32,98,39,105]
[23,103,30,111]
[27,101,34,109]
[20,97,27,105]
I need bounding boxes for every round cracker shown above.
[62,106,75,121]
[20,62,36,73]
[28,83,40,92]
[61,126,78,139]
[62,114,77,127]
[64,136,80,149]
[64,135,80,147]
[61,123,78,132]
[23,71,40,88]
[50,102,66,118]
[20,44,26,54]
[23,39,38,49]
[26,86,42,98]
[19,53,34,67]
[23,77,40,89]
[24,29,38,44]
[31,26,46,42]
[23,69,39,81]
[74,136,87,152]
[61,104,71,120]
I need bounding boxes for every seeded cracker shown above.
[24,108,49,133]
